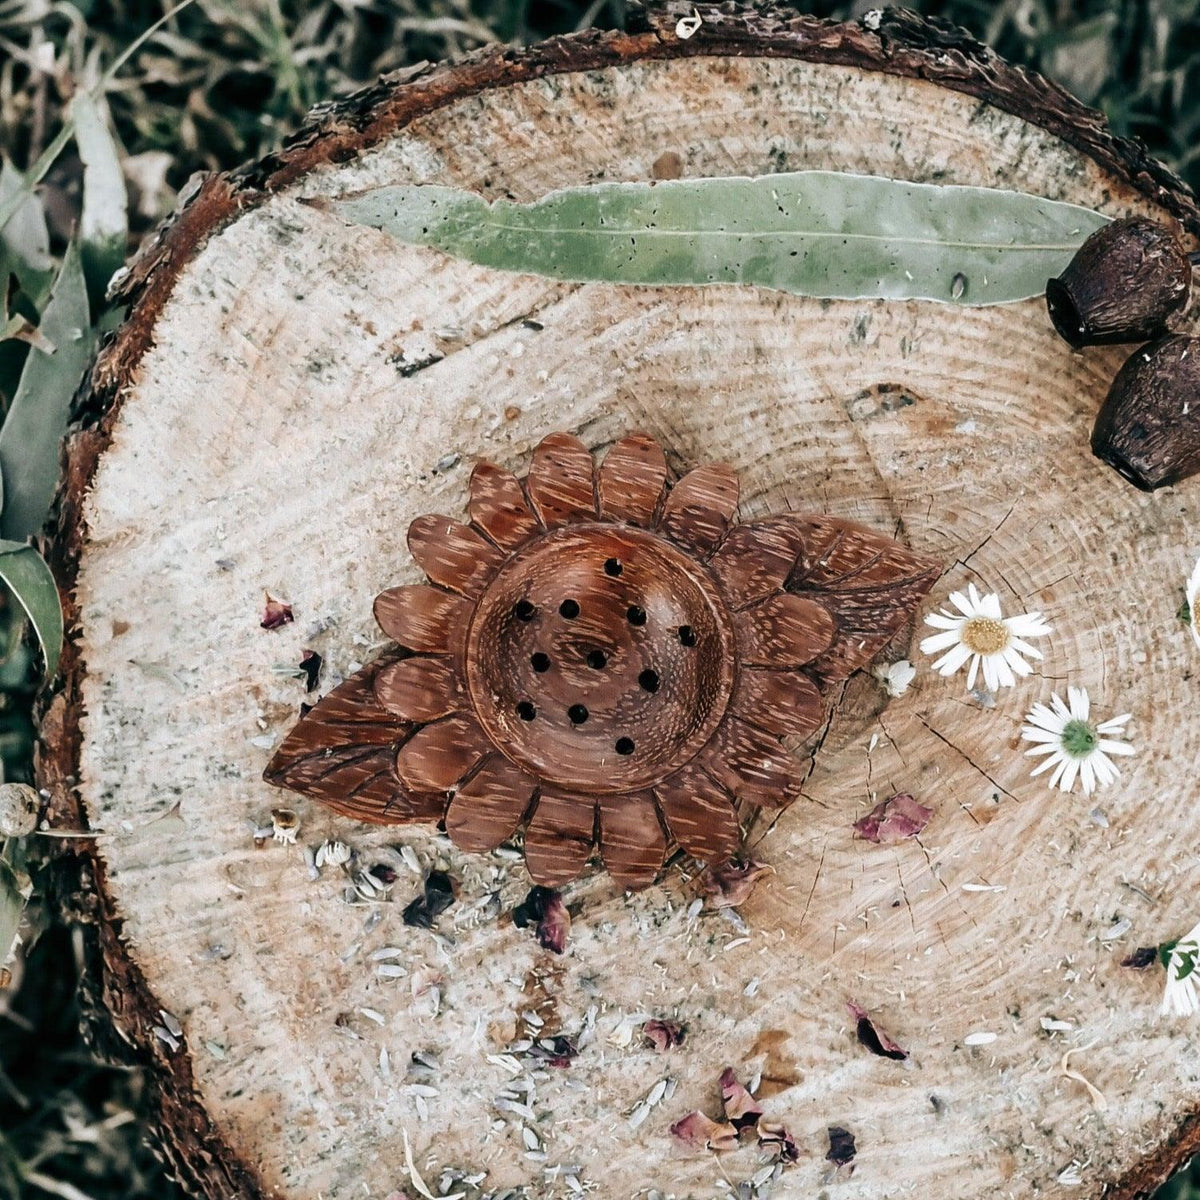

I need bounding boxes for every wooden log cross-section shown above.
[35,6,1200,1198]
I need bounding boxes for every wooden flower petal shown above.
[525,432,597,527]
[783,515,941,685]
[407,514,504,598]
[373,585,470,654]
[598,791,667,889]
[373,656,462,722]
[709,518,806,609]
[445,754,537,853]
[732,669,825,738]
[654,763,741,864]
[469,459,541,551]
[264,652,445,825]
[524,788,596,886]
[735,594,836,667]
[698,717,803,807]
[597,432,668,526]
[659,463,739,556]
[395,713,491,793]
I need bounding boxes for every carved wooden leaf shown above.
[263,651,445,824]
[782,516,942,685]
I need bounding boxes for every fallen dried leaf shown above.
[669,1110,739,1152]
[698,858,771,908]
[512,885,571,954]
[299,649,322,691]
[853,793,931,843]
[847,1001,908,1060]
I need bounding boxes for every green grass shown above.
[2,1,1200,1197]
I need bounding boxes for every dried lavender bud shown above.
[1046,217,1191,349]
[1091,334,1200,491]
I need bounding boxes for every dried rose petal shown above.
[847,1001,908,1060]
[719,1067,762,1130]
[853,793,931,843]
[527,1034,578,1069]
[698,858,772,909]
[643,1018,687,1052]
[1121,946,1159,970]
[299,649,322,691]
[402,870,457,928]
[827,1125,856,1166]
[669,1110,739,1152]
[758,1119,800,1163]
[512,885,571,954]
[261,593,294,630]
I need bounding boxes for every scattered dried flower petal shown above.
[299,649,322,691]
[758,1120,800,1163]
[261,593,294,630]
[643,1018,687,1052]
[512,885,571,954]
[674,8,702,38]
[718,1067,762,1130]
[1122,946,1158,970]
[697,858,771,909]
[669,1110,738,1152]
[853,793,931,843]
[847,1001,908,1060]
[826,1126,856,1166]
[270,808,299,845]
[402,870,457,929]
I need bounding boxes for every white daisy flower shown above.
[872,658,916,698]
[920,583,1051,691]
[1020,686,1133,795]
[1161,920,1200,1017]
[1187,556,1200,650]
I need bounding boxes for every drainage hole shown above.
[559,598,580,619]
[514,599,537,621]
[638,668,660,693]
[531,652,551,673]
[627,605,647,627]
[586,649,608,670]
[568,704,589,725]
[615,736,635,755]
[516,701,537,721]
[678,624,697,647]
[604,557,623,577]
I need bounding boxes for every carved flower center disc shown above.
[466,523,736,792]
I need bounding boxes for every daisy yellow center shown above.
[961,616,1010,656]
[1061,718,1098,759]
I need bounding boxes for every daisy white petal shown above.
[1020,688,1134,796]
[932,642,972,676]
[1162,922,1200,1018]
[920,586,1051,692]
[919,630,962,654]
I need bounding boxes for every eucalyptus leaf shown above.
[0,540,62,683]
[0,241,94,542]
[326,171,1111,305]
[72,93,129,304]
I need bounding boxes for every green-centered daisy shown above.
[1020,686,1134,795]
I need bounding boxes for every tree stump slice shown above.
[39,8,1200,1198]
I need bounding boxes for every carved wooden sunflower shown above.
[265,432,940,888]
